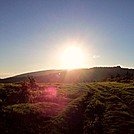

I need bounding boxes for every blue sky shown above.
[0,0,134,78]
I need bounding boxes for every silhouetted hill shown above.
[0,66,134,83]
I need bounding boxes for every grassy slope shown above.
[0,82,134,134]
[1,67,134,83]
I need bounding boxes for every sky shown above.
[0,0,134,78]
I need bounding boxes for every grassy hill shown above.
[0,82,134,134]
[0,66,134,83]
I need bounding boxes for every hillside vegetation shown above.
[0,66,134,83]
[0,81,134,134]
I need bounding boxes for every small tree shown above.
[20,80,29,103]
[28,76,37,89]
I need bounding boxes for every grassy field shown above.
[0,82,134,134]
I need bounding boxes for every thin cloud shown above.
[93,55,100,59]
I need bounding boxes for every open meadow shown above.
[0,81,134,134]
[1,1,134,134]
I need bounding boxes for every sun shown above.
[62,46,85,69]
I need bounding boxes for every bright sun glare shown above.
[62,46,85,69]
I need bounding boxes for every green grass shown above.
[0,82,134,134]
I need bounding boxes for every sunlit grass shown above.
[0,82,134,134]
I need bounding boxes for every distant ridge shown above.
[0,66,134,83]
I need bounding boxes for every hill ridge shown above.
[0,66,134,83]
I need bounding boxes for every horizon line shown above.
[1,65,134,79]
